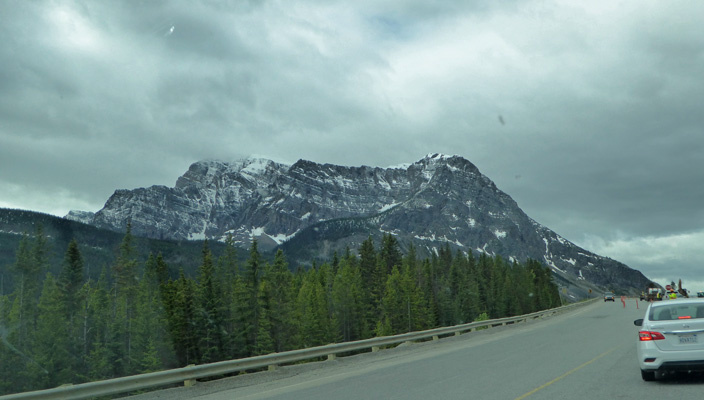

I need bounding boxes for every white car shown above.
[634,299,704,381]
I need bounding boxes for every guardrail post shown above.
[372,346,380,352]
[327,353,337,361]
[268,364,278,371]
[184,365,196,387]
[454,331,461,336]
[433,335,439,341]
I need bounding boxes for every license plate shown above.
[679,334,698,344]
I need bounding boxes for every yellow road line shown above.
[514,346,619,400]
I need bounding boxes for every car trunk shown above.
[649,304,704,351]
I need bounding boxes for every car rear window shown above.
[650,304,704,321]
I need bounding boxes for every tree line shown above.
[0,224,561,395]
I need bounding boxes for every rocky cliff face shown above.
[67,153,653,298]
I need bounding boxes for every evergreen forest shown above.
[0,223,561,396]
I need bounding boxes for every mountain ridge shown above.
[0,208,235,291]
[66,153,654,299]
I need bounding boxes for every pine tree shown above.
[154,253,170,286]
[216,235,237,356]
[437,243,453,278]
[161,270,200,366]
[331,258,366,341]
[317,262,337,336]
[0,292,26,395]
[527,259,560,309]
[111,222,139,374]
[113,222,138,300]
[254,281,275,355]
[454,250,480,323]
[418,258,438,327]
[258,250,294,352]
[379,234,403,276]
[231,240,262,357]
[195,241,226,364]
[295,272,331,348]
[34,273,72,389]
[32,224,50,284]
[58,240,85,325]
[513,260,537,314]
[377,263,432,335]
[431,253,453,326]
[476,252,493,314]
[139,337,162,373]
[490,256,508,318]
[357,236,382,335]
[358,236,378,303]
[82,268,116,381]
[56,240,86,380]
[133,254,172,372]
[502,264,522,316]
[403,243,434,329]
[405,243,419,286]
[10,233,42,354]
[1,227,50,394]
[379,266,406,334]
[331,251,340,273]
[446,251,465,324]
[230,276,251,358]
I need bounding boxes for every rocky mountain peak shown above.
[175,157,289,190]
[67,154,653,298]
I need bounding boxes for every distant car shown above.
[698,291,704,298]
[633,299,704,381]
[604,293,615,302]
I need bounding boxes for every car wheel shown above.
[641,369,656,381]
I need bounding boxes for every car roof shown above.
[649,298,704,308]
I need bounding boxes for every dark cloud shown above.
[2,0,704,288]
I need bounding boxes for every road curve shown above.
[122,298,704,400]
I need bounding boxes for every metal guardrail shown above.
[0,299,596,400]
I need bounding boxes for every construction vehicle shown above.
[677,279,689,298]
[664,279,689,299]
[644,287,663,301]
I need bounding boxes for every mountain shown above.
[0,208,235,292]
[66,154,654,299]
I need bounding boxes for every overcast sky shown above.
[1,0,703,292]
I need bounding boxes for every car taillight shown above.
[639,331,666,341]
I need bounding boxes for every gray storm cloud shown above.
[1,0,703,289]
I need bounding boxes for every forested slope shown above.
[0,225,560,396]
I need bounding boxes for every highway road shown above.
[124,298,704,400]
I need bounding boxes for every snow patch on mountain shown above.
[379,202,400,212]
